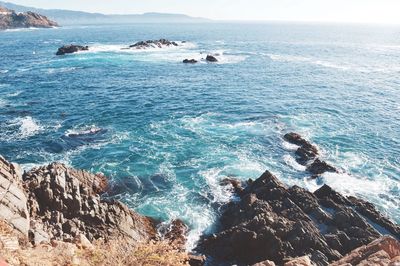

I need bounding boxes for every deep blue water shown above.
[1,23,399,248]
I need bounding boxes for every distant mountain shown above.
[0,1,210,25]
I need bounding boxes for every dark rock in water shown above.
[198,170,400,266]
[129,39,179,49]
[284,132,339,176]
[56,45,89,55]
[307,159,337,175]
[206,55,218,62]
[183,59,198,64]
[284,132,319,164]
[0,6,58,30]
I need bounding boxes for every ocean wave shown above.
[0,69,9,74]
[3,27,40,32]
[6,91,22,97]
[200,168,234,203]
[45,67,83,74]
[267,53,351,71]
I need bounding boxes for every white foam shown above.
[0,98,8,107]
[3,27,40,32]
[0,69,9,74]
[282,141,300,151]
[283,154,306,171]
[18,116,42,138]
[45,67,82,74]
[200,168,234,203]
[7,91,22,97]
[267,53,351,71]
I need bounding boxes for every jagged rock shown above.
[183,59,198,64]
[159,219,188,249]
[307,159,337,175]
[220,177,244,195]
[330,236,400,266]
[56,45,89,55]
[198,170,399,266]
[188,254,206,266]
[129,39,178,49]
[74,233,93,250]
[0,156,29,236]
[206,55,218,62]
[22,162,156,244]
[0,6,58,30]
[284,256,313,266]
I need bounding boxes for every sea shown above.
[0,22,399,249]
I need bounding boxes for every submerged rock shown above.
[206,55,218,62]
[183,59,198,64]
[0,6,58,30]
[129,39,178,49]
[56,45,89,55]
[198,170,400,265]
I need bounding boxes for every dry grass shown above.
[0,219,189,266]
[1,237,189,266]
[80,239,189,266]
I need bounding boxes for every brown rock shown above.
[330,236,400,266]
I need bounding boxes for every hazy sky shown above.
[9,0,400,24]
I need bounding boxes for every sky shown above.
[8,0,400,24]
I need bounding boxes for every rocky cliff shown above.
[198,134,400,266]
[0,6,58,30]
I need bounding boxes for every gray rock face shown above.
[0,155,156,247]
[199,171,400,266]
[23,163,156,244]
[0,156,29,236]
[0,6,58,30]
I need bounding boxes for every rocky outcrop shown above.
[199,170,400,265]
[0,156,29,236]
[56,45,89,55]
[284,132,338,176]
[0,6,58,30]
[23,163,156,244]
[206,55,218,62]
[330,236,400,266]
[129,39,178,49]
[0,155,156,248]
[183,59,198,64]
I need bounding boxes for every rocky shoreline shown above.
[0,133,399,265]
[0,6,58,30]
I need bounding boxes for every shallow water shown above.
[0,23,399,248]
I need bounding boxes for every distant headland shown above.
[0,5,58,30]
[0,1,210,25]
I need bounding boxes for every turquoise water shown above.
[0,23,399,248]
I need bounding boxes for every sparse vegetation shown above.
[0,225,189,266]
